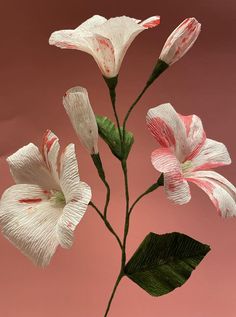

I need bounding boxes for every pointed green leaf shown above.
[96,115,134,160]
[125,232,210,296]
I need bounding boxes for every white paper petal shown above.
[151,147,191,204]
[186,171,236,217]
[140,16,160,28]
[7,143,58,190]
[42,130,60,184]
[179,114,206,161]
[76,15,107,31]
[147,103,188,161]
[90,34,116,77]
[59,143,91,203]
[0,184,63,266]
[189,138,231,172]
[57,182,91,248]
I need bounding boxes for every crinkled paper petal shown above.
[186,170,236,217]
[151,148,191,204]
[7,143,58,190]
[0,184,63,266]
[179,114,206,161]
[189,138,231,172]
[57,182,91,248]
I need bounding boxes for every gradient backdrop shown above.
[0,0,236,316]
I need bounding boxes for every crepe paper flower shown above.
[159,17,201,65]
[0,130,91,266]
[49,14,160,78]
[146,103,236,217]
[63,86,99,154]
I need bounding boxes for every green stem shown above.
[89,201,122,249]
[129,174,164,217]
[91,153,110,219]
[104,272,124,317]
[123,59,169,138]
[103,159,129,317]
[121,159,130,268]
[123,84,149,140]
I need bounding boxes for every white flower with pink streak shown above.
[49,15,160,78]
[0,130,91,266]
[146,103,236,217]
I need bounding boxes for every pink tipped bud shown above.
[63,87,98,154]
[159,17,201,65]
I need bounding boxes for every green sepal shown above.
[146,59,169,87]
[125,232,210,296]
[96,115,134,160]
[103,76,118,90]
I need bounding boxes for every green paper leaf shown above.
[96,115,134,160]
[125,232,210,296]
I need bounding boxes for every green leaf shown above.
[96,115,134,160]
[125,232,210,296]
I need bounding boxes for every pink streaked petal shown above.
[151,147,191,205]
[179,114,206,161]
[93,16,157,76]
[92,34,116,77]
[146,103,188,161]
[189,138,231,172]
[0,184,63,266]
[151,148,180,173]
[7,143,58,190]
[42,130,60,184]
[57,182,91,248]
[164,171,191,205]
[140,16,160,28]
[186,171,236,217]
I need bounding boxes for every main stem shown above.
[103,159,129,317]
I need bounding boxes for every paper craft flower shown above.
[0,130,91,266]
[63,86,98,154]
[146,103,236,217]
[49,15,160,78]
[159,17,201,65]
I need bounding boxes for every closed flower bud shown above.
[159,17,201,66]
[63,87,98,154]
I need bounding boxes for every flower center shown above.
[50,190,66,207]
[181,160,192,174]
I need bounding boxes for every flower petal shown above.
[58,144,91,248]
[189,138,231,172]
[151,148,191,204]
[186,171,236,217]
[76,15,107,31]
[92,34,116,77]
[57,182,91,248]
[7,143,58,190]
[0,184,63,266]
[94,16,156,75]
[140,16,160,28]
[179,114,206,161]
[147,103,188,161]
[42,130,60,184]
[59,143,91,203]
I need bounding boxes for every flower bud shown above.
[159,17,201,65]
[63,87,98,154]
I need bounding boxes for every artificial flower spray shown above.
[0,15,235,317]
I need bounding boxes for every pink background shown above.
[0,0,236,316]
